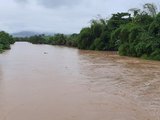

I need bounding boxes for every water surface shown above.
[0,42,160,120]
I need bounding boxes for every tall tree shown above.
[143,3,157,17]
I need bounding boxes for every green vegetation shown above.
[14,3,160,60]
[0,31,15,52]
[14,33,78,47]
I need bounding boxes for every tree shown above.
[149,13,160,37]
[0,31,14,50]
[128,8,141,17]
[78,27,93,49]
[143,3,158,17]
[107,12,132,31]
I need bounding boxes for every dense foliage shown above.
[0,31,15,52]
[15,3,160,60]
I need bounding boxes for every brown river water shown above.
[0,42,160,120]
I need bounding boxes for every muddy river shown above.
[0,42,160,120]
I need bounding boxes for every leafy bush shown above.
[0,31,14,52]
[78,27,93,49]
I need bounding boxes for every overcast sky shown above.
[0,0,159,34]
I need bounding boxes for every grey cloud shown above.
[37,0,81,8]
[14,0,28,3]
[14,0,82,8]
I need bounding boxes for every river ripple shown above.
[0,42,160,120]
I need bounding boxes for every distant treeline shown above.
[15,3,160,60]
[0,31,15,52]
[15,33,78,47]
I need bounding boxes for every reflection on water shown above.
[0,42,160,120]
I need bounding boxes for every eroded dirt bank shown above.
[0,42,160,120]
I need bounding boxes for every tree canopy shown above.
[0,31,15,52]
